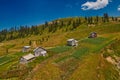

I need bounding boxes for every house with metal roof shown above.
[20,53,35,63]
[67,39,78,46]
[22,46,31,52]
[33,47,47,57]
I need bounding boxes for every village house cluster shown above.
[20,47,47,64]
[20,32,97,64]
[67,32,97,47]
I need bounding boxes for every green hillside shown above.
[0,16,120,80]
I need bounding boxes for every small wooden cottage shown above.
[20,53,35,63]
[22,46,31,52]
[88,32,97,38]
[67,39,78,46]
[33,47,47,57]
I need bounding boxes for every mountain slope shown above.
[0,17,120,80]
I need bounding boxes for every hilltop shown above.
[0,15,120,80]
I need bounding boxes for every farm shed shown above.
[20,53,35,63]
[22,46,31,52]
[67,39,78,46]
[33,47,47,57]
[88,32,97,38]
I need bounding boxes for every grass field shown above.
[49,46,72,53]
[0,56,13,65]
[0,19,120,80]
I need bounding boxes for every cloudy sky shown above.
[0,0,120,29]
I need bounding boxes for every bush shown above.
[103,53,111,58]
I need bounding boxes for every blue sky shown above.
[0,0,120,29]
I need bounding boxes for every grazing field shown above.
[0,56,13,65]
[49,46,72,53]
[0,18,120,80]
[72,47,89,59]
[81,37,107,45]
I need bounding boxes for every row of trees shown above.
[0,13,119,42]
[84,13,120,24]
[0,25,46,42]
[84,13,109,24]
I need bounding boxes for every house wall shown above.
[89,33,97,38]
[22,48,30,52]
[34,51,42,57]
[67,40,76,46]
[67,41,73,46]
[20,58,28,63]
[34,50,47,57]
[20,57,35,63]
[41,51,47,56]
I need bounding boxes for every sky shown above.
[0,0,120,30]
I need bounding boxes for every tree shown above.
[103,13,109,22]
[3,44,15,54]
[84,17,88,23]
[45,21,48,27]
[112,17,115,21]
[90,17,93,24]
[29,40,32,45]
[72,21,77,29]
[88,17,93,24]
[67,20,71,26]
[96,16,99,23]
[78,17,81,25]
[115,17,118,22]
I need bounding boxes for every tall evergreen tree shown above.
[103,13,109,22]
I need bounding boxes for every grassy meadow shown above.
[0,17,120,80]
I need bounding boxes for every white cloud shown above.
[118,5,120,11]
[81,0,111,10]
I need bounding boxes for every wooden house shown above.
[88,32,97,38]
[33,47,47,57]
[22,46,31,52]
[20,53,35,63]
[67,39,78,46]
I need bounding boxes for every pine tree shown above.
[96,16,99,23]
[29,40,32,45]
[103,13,109,22]
[45,21,48,27]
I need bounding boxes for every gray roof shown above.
[67,39,78,42]
[22,54,35,60]
[33,47,46,52]
[67,39,75,41]
[23,46,31,49]
[90,32,97,34]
